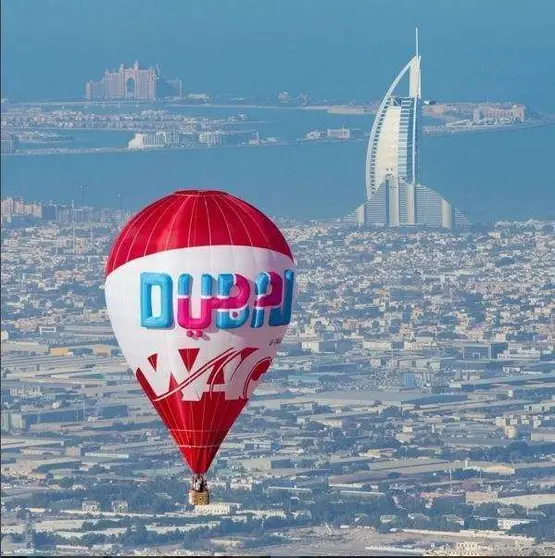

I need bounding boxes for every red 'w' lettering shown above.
[136,347,258,401]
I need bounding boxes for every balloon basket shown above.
[189,489,210,506]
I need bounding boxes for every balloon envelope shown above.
[105,190,295,474]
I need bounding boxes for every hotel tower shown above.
[347,30,468,228]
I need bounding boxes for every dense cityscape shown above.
[1,196,554,556]
[3,2,555,555]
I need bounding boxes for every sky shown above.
[2,0,555,111]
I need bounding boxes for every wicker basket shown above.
[188,489,210,506]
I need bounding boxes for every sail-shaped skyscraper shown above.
[347,30,468,228]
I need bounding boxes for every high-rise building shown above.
[128,130,184,149]
[347,30,468,229]
[85,61,182,101]
[24,512,35,550]
[1,197,42,224]
[1,133,20,154]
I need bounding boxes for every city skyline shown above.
[2,197,554,555]
[2,2,555,555]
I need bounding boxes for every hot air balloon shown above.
[104,190,295,505]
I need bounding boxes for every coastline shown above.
[2,119,553,158]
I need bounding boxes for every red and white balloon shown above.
[105,190,295,474]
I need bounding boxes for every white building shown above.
[128,132,166,149]
[347,29,468,229]
[193,502,240,516]
[327,128,351,140]
[198,131,223,146]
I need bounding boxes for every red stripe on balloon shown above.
[105,190,292,276]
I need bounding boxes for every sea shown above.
[1,0,555,222]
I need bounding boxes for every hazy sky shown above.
[2,0,555,110]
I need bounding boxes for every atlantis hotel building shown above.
[347,31,468,228]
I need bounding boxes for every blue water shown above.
[2,124,554,222]
[1,0,554,221]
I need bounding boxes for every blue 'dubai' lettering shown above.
[140,272,174,328]
[139,269,294,330]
